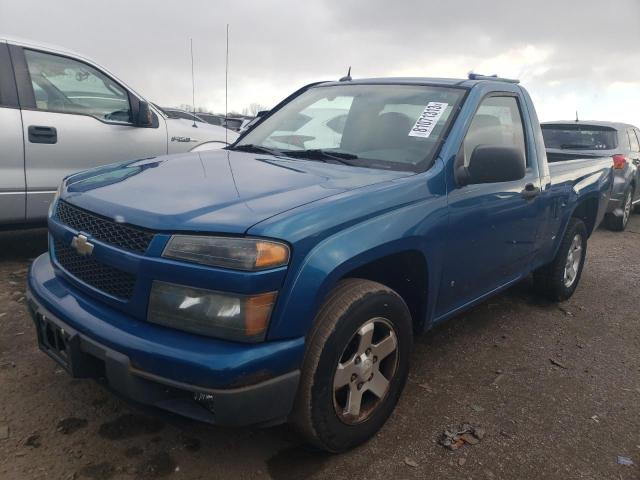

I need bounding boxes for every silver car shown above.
[0,36,238,228]
[542,120,640,231]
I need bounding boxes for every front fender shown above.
[266,198,449,339]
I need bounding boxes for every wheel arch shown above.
[339,250,429,334]
[570,194,600,236]
[268,235,439,340]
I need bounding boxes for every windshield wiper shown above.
[559,144,596,150]
[230,144,284,156]
[286,149,360,165]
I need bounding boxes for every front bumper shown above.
[27,253,304,426]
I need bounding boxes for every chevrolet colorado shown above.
[27,75,613,452]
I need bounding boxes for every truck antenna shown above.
[190,38,197,128]
[575,110,579,122]
[339,66,352,82]
[225,24,229,145]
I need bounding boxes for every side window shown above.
[463,96,526,167]
[24,49,131,123]
[627,129,639,152]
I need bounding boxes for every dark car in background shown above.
[154,106,206,124]
[542,121,640,231]
[197,113,253,131]
[197,112,225,126]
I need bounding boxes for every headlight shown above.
[148,281,277,342]
[162,236,289,271]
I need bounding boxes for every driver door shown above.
[436,93,542,317]
[13,46,167,220]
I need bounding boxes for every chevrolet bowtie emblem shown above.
[70,234,94,256]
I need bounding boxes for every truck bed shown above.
[548,156,613,186]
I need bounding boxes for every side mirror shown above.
[256,110,269,118]
[457,145,525,186]
[135,101,153,127]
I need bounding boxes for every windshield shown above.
[542,125,618,150]
[234,84,465,172]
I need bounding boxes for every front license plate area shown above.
[35,313,72,371]
[33,312,101,378]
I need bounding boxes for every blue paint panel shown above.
[29,254,304,388]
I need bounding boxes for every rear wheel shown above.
[533,217,588,301]
[290,279,412,452]
[606,188,632,231]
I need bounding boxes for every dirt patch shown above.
[56,417,88,435]
[78,461,115,480]
[98,414,164,441]
[136,452,176,478]
[124,445,144,458]
[267,446,331,480]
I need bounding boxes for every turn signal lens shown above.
[163,236,290,271]
[244,291,278,337]
[255,242,290,269]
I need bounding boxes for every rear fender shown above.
[549,168,610,261]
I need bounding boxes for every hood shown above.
[61,150,410,233]
[165,118,239,145]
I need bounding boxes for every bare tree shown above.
[249,103,267,116]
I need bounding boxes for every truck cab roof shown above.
[313,76,521,90]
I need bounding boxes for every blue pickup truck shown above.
[27,75,612,452]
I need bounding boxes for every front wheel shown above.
[290,279,412,452]
[533,217,588,301]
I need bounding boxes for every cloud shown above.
[1,0,639,124]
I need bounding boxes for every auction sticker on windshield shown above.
[408,102,449,138]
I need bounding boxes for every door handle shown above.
[28,125,57,144]
[521,183,540,200]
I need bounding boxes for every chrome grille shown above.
[54,239,136,300]
[55,201,154,254]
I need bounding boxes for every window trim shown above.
[12,45,147,127]
[457,91,530,172]
[627,128,640,153]
[0,43,19,108]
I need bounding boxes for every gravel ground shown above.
[0,217,639,480]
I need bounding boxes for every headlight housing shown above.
[148,281,277,342]
[162,235,289,271]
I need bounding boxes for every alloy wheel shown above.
[332,317,398,424]
[623,191,632,226]
[563,234,583,288]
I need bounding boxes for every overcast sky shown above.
[1,0,639,124]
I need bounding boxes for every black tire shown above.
[606,188,632,231]
[290,278,413,452]
[533,217,588,301]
